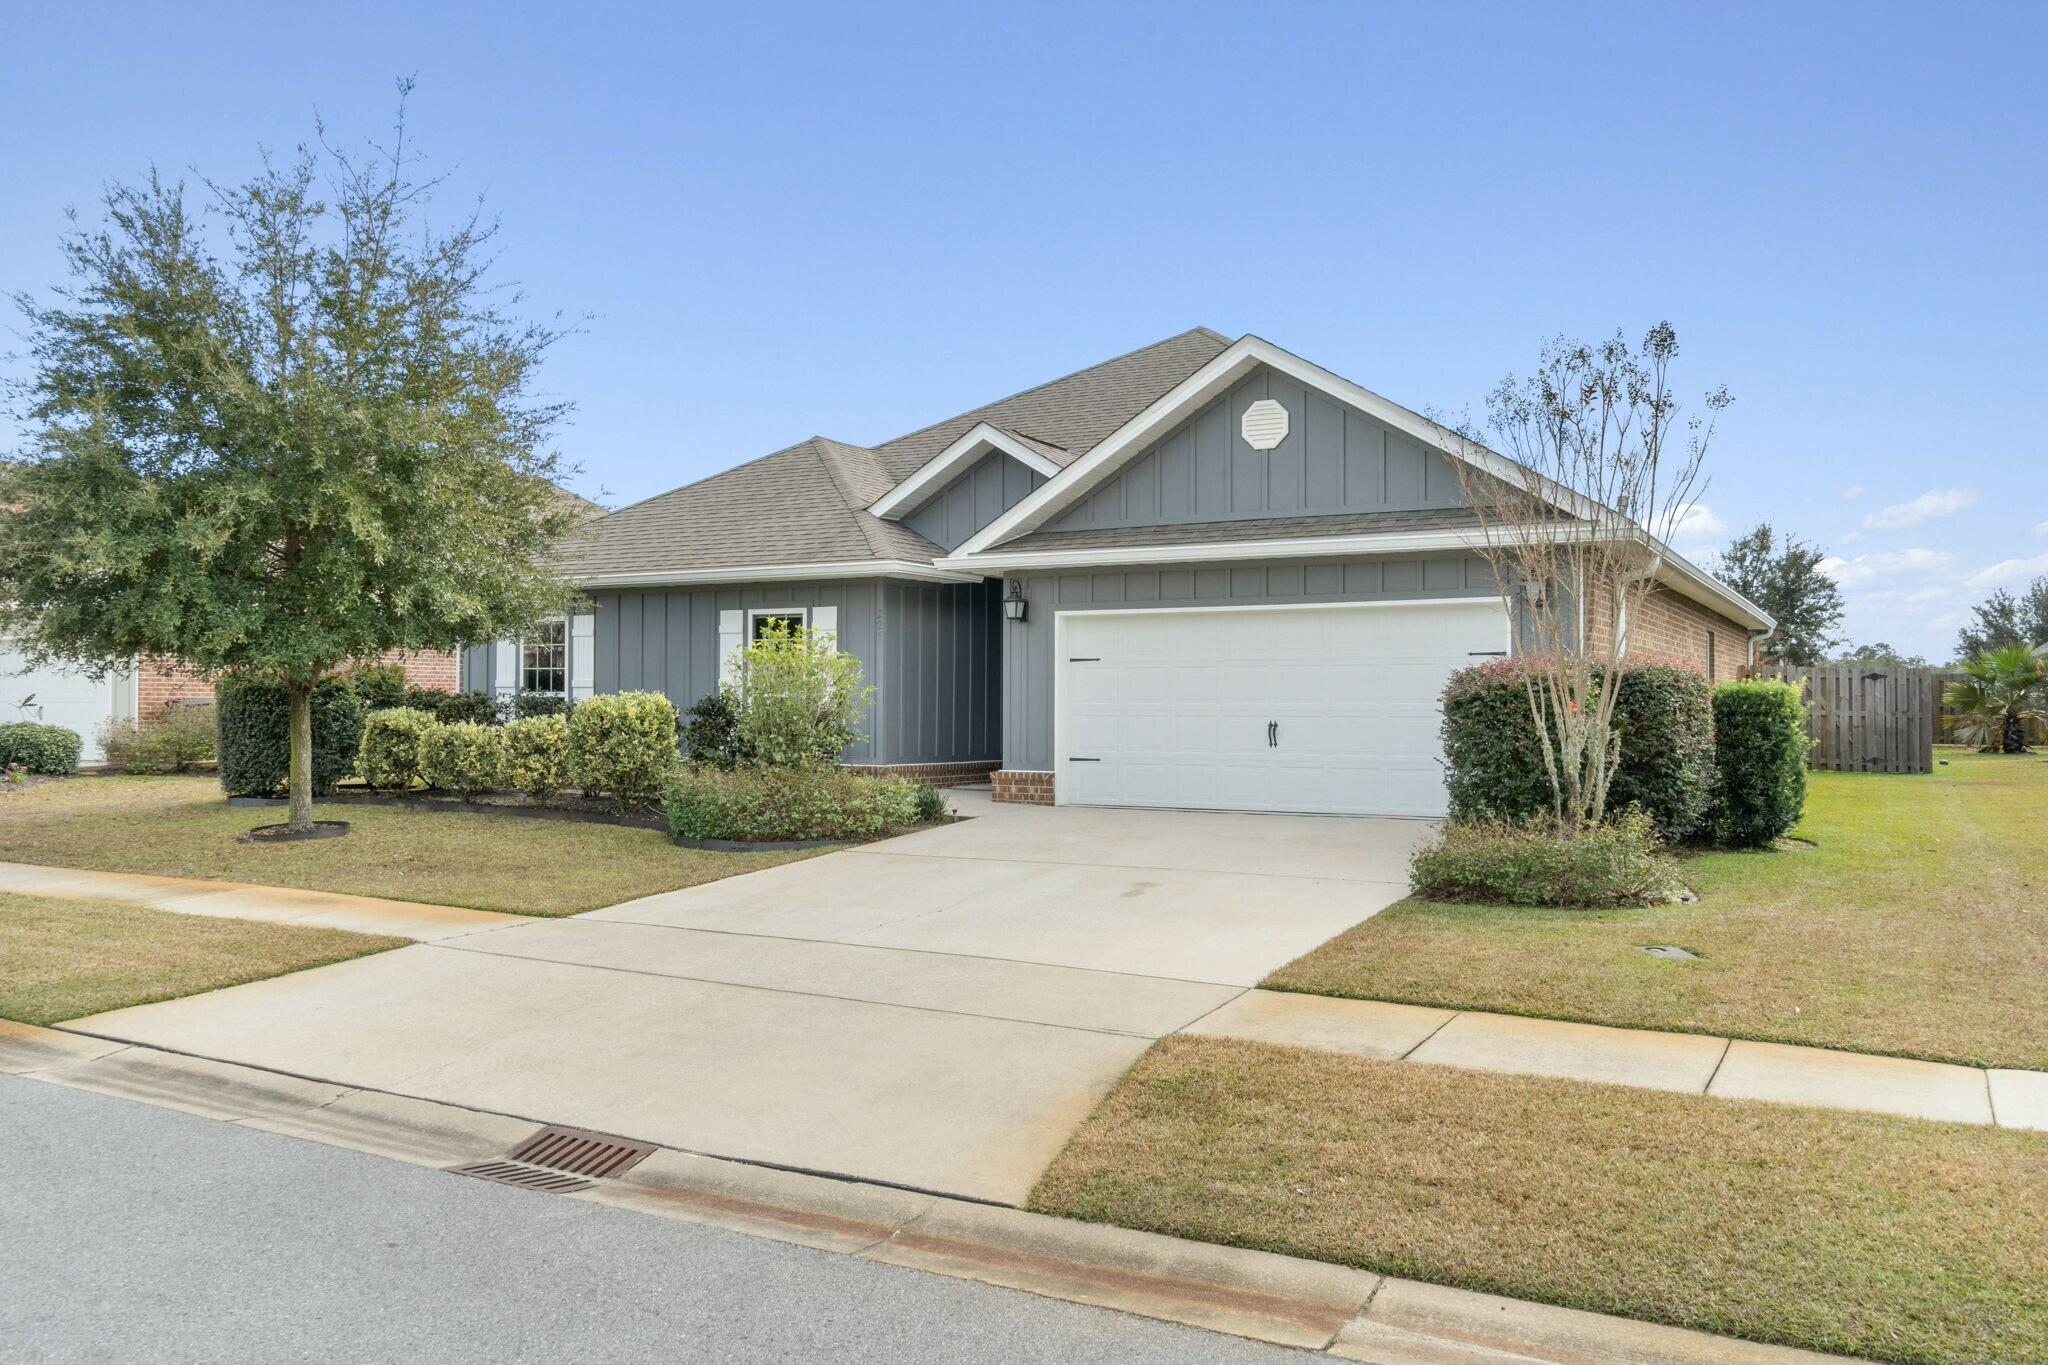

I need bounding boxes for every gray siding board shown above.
[586,576,1000,766]
[1048,363,1469,533]
[903,451,1047,551]
[1000,553,1502,772]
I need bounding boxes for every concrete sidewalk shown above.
[1183,989,2048,1130]
[0,860,523,942]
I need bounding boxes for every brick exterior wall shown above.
[842,760,1000,788]
[990,769,1054,804]
[1583,581,1748,685]
[132,649,459,719]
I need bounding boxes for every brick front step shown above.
[842,761,1001,789]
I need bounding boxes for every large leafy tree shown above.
[1714,523,1844,666]
[1835,641,1931,669]
[1,93,578,830]
[1955,578,2048,660]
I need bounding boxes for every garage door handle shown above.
[1267,721,1278,748]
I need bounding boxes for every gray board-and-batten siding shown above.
[468,577,1001,767]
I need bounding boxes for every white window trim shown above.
[517,616,570,696]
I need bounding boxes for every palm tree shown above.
[1945,645,2048,754]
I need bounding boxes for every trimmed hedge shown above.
[359,707,437,791]
[418,721,508,800]
[1441,656,1716,840]
[568,691,679,808]
[430,690,502,726]
[1711,679,1810,847]
[503,714,571,802]
[215,677,364,798]
[0,721,83,775]
[1410,808,1680,908]
[667,766,920,842]
[347,662,408,712]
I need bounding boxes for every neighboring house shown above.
[465,329,1774,815]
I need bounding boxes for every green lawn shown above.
[1266,750,2048,1069]
[0,776,818,915]
[1034,1036,2048,1365]
[0,890,403,1024]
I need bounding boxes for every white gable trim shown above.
[868,422,1063,521]
[951,335,1603,559]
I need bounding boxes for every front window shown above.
[521,619,567,694]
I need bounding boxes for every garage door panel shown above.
[1058,601,1505,818]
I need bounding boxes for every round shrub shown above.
[359,707,436,792]
[1711,679,1809,847]
[215,676,364,798]
[0,720,83,775]
[417,721,508,800]
[568,691,679,807]
[503,714,571,802]
[667,767,917,842]
[1441,655,1715,841]
[681,691,741,770]
[911,784,948,823]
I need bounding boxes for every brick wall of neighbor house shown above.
[991,769,1054,804]
[132,649,458,718]
[1584,581,1749,685]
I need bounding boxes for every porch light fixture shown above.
[1003,580,1028,623]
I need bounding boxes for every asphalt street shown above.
[0,1075,1295,1363]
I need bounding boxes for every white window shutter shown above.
[811,605,838,653]
[491,639,517,697]
[717,610,743,689]
[569,613,595,701]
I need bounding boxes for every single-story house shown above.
[464,328,1773,816]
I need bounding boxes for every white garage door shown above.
[1056,599,1509,818]
[0,640,124,763]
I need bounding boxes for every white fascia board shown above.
[868,423,1064,521]
[575,559,981,589]
[940,527,1501,574]
[952,335,1605,559]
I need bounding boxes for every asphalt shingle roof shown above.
[556,329,1230,580]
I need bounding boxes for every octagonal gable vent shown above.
[1241,398,1289,451]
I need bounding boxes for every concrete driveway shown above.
[70,792,1424,1204]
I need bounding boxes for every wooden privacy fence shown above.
[1740,664,1936,774]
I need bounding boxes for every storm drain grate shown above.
[449,1125,657,1193]
[448,1159,601,1193]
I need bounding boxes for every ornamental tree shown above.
[1448,323,1726,833]
[1,92,578,830]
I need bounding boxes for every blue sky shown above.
[5,1,2043,660]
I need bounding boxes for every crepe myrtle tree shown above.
[1447,323,1725,834]
[0,88,579,831]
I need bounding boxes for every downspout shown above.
[1747,621,1777,669]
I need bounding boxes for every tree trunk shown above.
[2004,712,2027,755]
[287,682,315,830]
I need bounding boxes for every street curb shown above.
[4,1022,1859,1364]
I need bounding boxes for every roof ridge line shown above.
[809,437,902,560]
[870,327,1231,454]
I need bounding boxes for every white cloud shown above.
[1818,548,1953,587]
[2035,519,2048,536]
[1842,484,1865,500]
[1966,552,2048,588]
[1862,487,1979,531]
[1669,503,1726,547]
